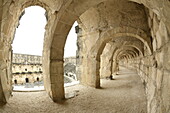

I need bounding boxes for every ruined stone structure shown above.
[64,57,76,66]
[12,54,76,85]
[0,0,170,113]
[12,53,43,84]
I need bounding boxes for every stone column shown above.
[43,49,65,102]
[76,55,82,81]
[110,59,113,76]
[50,59,65,102]
[81,56,100,88]
[75,25,82,81]
[100,55,112,78]
[0,43,12,104]
[112,60,117,75]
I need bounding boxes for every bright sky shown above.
[12,6,77,58]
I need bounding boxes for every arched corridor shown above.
[0,0,170,113]
[0,67,146,113]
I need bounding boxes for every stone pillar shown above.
[81,56,100,88]
[75,25,82,81]
[110,59,113,76]
[100,55,112,78]
[76,55,82,81]
[43,50,65,102]
[50,59,65,102]
[0,47,7,104]
[112,60,117,74]
[0,43,12,104]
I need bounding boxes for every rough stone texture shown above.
[12,54,43,84]
[77,0,151,89]
[0,0,170,112]
[0,67,147,113]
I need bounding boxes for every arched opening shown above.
[14,80,17,84]
[37,77,39,82]
[25,78,29,83]
[12,6,47,91]
[0,0,169,112]
[65,0,151,89]
[64,21,79,86]
[99,41,140,80]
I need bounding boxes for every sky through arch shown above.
[12,6,77,58]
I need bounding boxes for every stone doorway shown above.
[25,78,29,83]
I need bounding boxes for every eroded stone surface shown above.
[0,0,170,112]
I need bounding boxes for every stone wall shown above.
[77,0,150,87]
[12,54,43,84]
[12,64,43,84]
[76,1,170,113]
[64,57,76,66]
[13,53,42,64]
[0,0,170,112]
[12,53,76,84]
[121,10,170,113]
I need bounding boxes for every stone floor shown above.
[0,67,147,113]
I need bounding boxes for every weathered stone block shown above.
[155,51,164,68]
[50,60,63,74]
[161,70,170,112]
[163,45,170,71]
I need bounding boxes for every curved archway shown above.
[87,26,151,88]
[100,41,143,79]
[14,80,17,84]
[110,46,139,75]
[25,78,29,83]
[91,27,152,61]
[0,0,52,103]
[114,48,139,60]
[0,0,108,103]
[43,0,110,100]
[0,1,169,111]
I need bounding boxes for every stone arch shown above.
[37,77,40,82]
[111,42,143,58]
[100,41,143,78]
[14,80,17,84]
[117,50,138,60]
[42,0,155,100]
[3,0,51,45]
[89,27,150,88]
[123,45,142,56]
[110,46,139,74]
[43,0,109,101]
[0,0,158,103]
[0,0,51,104]
[120,41,144,57]
[25,78,29,83]
[92,26,152,61]
[113,47,139,60]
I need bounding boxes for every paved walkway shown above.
[0,67,147,113]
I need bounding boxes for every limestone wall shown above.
[12,64,43,84]
[12,73,43,84]
[0,0,170,112]
[77,0,150,87]
[76,1,170,113]
[122,11,170,112]
[13,53,42,64]
[12,64,42,74]
[100,43,114,78]
[12,54,76,84]
[64,57,76,66]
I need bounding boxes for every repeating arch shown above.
[91,26,152,61]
